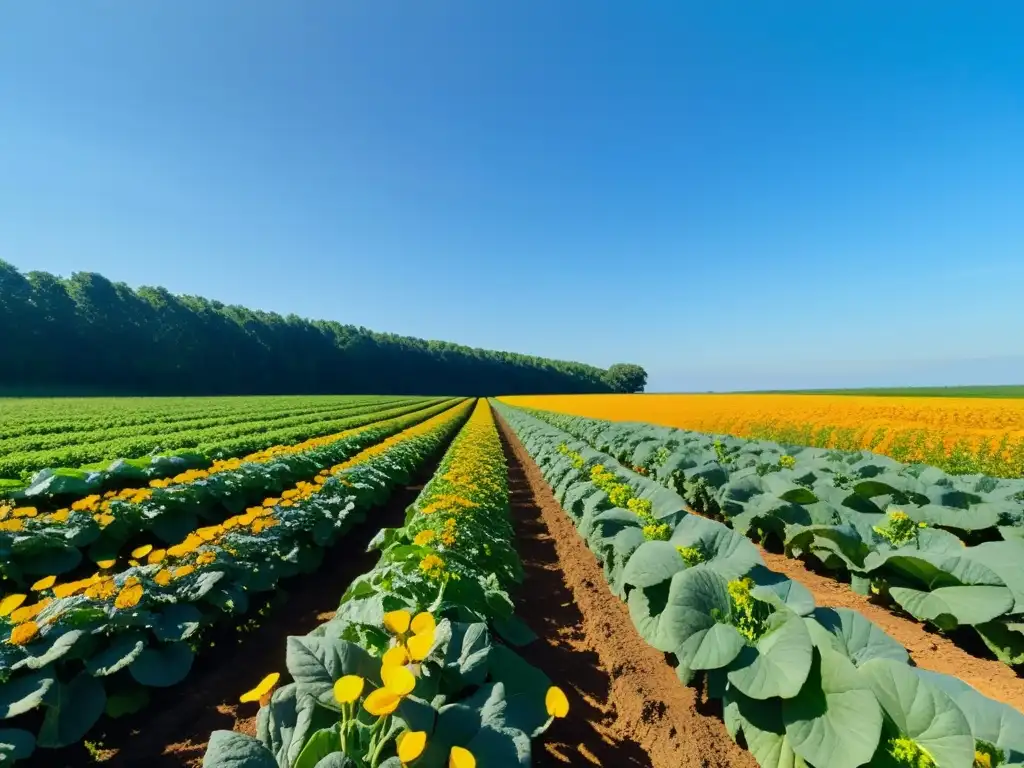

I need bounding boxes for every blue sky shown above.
[2,1,1022,392]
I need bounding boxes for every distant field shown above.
[0,394,430,482]
[501,392,1024,477]
[747,384,1024,398]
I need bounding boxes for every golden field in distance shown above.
[499,393,1024,478]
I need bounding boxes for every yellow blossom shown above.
[9,621,40,646]
[398,731,427,763]
[546,686,570,717]
[449,746,476,768]
[240,672,280,703]
[384,610,412,635]
[334,675,365,704]
[31,575,56,592]
[0,594,27,617]
[363,688,401,716]
[114,583,144,610]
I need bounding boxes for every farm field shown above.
[0,395,1022,768]
[0,395,434,492]
[502,393,1024,478]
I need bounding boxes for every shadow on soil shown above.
[499,429,654,767]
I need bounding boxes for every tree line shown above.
[0,260,648,396]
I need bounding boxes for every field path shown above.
[497,415,757,768]
[756,547,1024,712]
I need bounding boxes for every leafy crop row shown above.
[0,401,475,763]
[3,398,445,504]
[0,398,434,482]
[0,399,462,593]
[0,395,365,440]
[493,401,1024,768]
[514,406,1024,668]
[0,397,410,456]
[202,399,566,768]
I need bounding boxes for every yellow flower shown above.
[398,730,427,763]
[240,672,280,703]
[382,664,416,697]
[31,575,56,592]
[9,621,40,646]
[13,507,38,518]
[85,578,117,601]
[414,530,436,546]
[11,599,50,624]
[114,583,144,610]
[196,551,217,566]
[449,746,476,768]
[382,645,410,668]
[384,610,412,635]
[419,554,446,580]
[131,544,153,559]
[333,675,365,705]
[407,629,435,662]
[0,594,27,617]
[411,612,435,636]
[154,569,173,587]
[147,549,167,564]
[0,519,24,532]
[173,565,195,580]
[97,559,116,569]
[546,686,570,718]
[363,688,401,716]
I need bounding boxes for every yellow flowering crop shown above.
[504,394,1024,477]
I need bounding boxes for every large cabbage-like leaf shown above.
[727,611,814,701]
[807,608,909,666]
[782,646,882,768]
[888,585,1014,629]
[860,658,974,768]
[657,565,732,656]
[203,730,278,768]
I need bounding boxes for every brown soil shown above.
[757,548,1024,713]
[497,415,757,768]
[40,468,439,768]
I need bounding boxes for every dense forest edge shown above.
[0,260,647,397]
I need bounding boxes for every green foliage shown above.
[604,363,648,393]
[0,259,617,399]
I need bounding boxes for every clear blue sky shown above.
[2,1,1022,392]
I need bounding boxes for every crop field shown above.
[502,393,1024,478]
[1,396,1022,768]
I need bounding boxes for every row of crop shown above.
[0,395,365,440]
[2,398,446,503]
[202,399,567,768]
[0,396,408,456]
[514,405,1024,667]
[0,400,475,763]
[0,398,438,482]
[493,401,1024,768]
[0,399,464,592]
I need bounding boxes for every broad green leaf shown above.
[294,724,342,768]
[12,628,84,671]
[728,611,814,700]
[807,608,908,666]
[285,636,378,708]
[0,669,56,718]
[85,632,147,676]
[621,540,688,589]
[749,566,816,616]
[723,687,807,768]
[860,658,974,768]
[466,723,532,767]
[889,585,1013,629]
[682,621,745,671]
[37,673,106,749]
[657,565,732,654]
[105,686,150,718]
[129,641,194,687]
[202,730,278,768]
[152,603,204,642]
[782,647,882,768]
[0,728,35,761]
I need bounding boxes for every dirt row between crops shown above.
[40,462,443,768]
[755,547,1024,711]
[496,415,757,768]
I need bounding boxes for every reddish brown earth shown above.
[497,415,757,768]
[757,548,1024,712]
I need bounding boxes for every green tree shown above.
[605,363,648,393]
